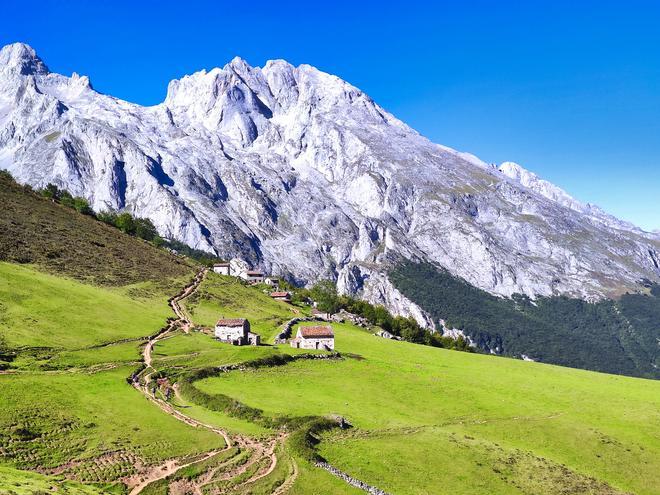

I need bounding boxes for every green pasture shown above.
[0,262,179,351]
[193,322,660,495]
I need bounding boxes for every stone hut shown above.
[212,262,231,276]
[240,270,264,284]
[291,325,334,350]
[215,318,252,345]
[311,308,330,320]
[270,291,291,302]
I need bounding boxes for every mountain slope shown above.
[0,42,659,323]
[0,171,192,285]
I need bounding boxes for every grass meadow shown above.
[0,262,179,351]
[1,247,658,494]
[191,322,660,495]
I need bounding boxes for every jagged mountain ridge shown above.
[1,42,659,326]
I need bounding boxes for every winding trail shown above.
[128,268,298,494]
[272,453,298,495]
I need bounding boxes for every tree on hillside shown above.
[134,217,158,241]
[72,197,93,215]
[115,212,136,235]
[41,183,61,201]
[57,190,75,208]
[97,211,118,226]
[397,317,429,344]
[152,235,165,248]
[310,280,341,315]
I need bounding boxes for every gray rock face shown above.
[1,43,658,327]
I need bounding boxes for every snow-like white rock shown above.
[0,42,659,326]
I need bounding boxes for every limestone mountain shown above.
[1,42,659,327]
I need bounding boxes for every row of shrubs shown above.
[2,170,224,265]
[39,183,164,242]
[177,379,265,424]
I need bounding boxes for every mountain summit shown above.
[1,43,658,324]
[0,42,49,76]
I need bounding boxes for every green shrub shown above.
[115,212,136,235]
[72,196,93,215]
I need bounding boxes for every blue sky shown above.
[2,0,659,230]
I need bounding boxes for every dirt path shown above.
[273,456,298,495]
[130,268,298,494]
[126,449,222,495]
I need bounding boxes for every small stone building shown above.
[240,270,264,284]
[214,318,259,345]
[213,263,231,276]
[291,325,334,350]
[264,277,280,287]
[270,291,291,302]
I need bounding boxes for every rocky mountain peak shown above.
[0,42,49,76]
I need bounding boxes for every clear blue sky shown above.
[2,0,659,230]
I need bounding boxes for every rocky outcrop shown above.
[315,462,391,495]
[1,42,658,327]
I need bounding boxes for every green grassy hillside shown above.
[389,261,660,378]
[3,256,659,494]
[189,321,660,494]
[0,263,178,351]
